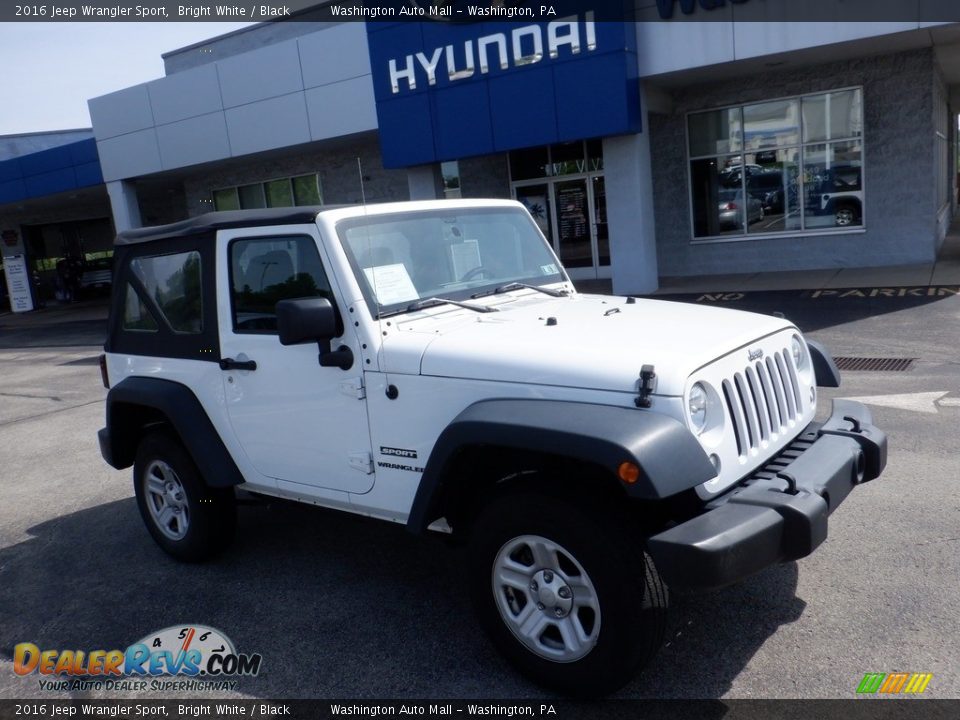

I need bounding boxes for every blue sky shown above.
[0,23,255,135]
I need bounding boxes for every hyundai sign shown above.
[366,15,639,168]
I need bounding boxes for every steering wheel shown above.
[460,266,490,282]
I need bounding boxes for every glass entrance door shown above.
[555,178,592,271]
[514,175,608,280]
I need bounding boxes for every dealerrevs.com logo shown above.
[13,625,262,692]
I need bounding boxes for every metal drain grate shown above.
[834,357,916,372]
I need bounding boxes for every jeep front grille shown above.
[721,349,802,457]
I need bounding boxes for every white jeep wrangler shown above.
[98,199,886,696]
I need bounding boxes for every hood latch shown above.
[635,365,657,408]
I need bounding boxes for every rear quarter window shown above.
[129,251,203,334]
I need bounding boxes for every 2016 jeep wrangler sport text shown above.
[98,200,886,696]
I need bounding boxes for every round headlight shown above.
[688,382,708,434]
[791,336,807,370]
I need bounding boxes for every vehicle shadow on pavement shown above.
[625,563,804,698]
[1,496,802,700]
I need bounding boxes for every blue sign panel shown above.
[366,16,639,168]
[0,138,103,205]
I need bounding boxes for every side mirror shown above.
[276,297,338,346]
[275,297,353,370]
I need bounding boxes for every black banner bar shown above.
[6,0,960,23]
[0,700,958,720]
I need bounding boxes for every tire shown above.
[834,203,859,227]
[467,491,667,697]
[133,432,236,562]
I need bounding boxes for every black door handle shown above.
[219,357,257,371]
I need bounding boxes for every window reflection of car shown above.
[718,189,763,230]
[746,169,787,213]
[719,164,762,188]
[807,167,863,227]
[79,258,113,291]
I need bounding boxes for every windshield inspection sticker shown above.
[363,263,419,305]
[540,263,558,275]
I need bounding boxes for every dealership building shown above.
[3,3,960,310]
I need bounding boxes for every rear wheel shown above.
[467,491,667,697]
[834,203,860,227]
[133,432,236,561]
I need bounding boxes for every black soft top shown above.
[115,207,337,245]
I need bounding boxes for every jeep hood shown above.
[381,294,794,397]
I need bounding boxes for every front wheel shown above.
[133,432,236,562]
[467,492,667,697]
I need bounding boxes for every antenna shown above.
[357,156,385,370]
[357,157,367,206]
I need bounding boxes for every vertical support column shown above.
[106,180,142,232]
[406,164,445,200]
[603,85,659,295]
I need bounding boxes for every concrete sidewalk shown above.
[577,223,960,296]
[657,230,960,294]
[0,297,109,329]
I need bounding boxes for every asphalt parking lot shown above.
[1,288,958,701]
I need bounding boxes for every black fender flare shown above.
[807,339,841,388]
[99,377,245,488]
[406,399,716,534]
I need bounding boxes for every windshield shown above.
[337,207,566,317]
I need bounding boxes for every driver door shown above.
[216,226,373,496]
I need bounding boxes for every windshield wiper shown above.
[380,297,499,318]
[470,282,568,299]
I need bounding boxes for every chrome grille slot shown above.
[722,380,746,457]
[765,355,787,428]
[775,351,797,419]
[755,360,780,430]
[745,365,770,441]
[734,372,759,449]
[723,348,803,458]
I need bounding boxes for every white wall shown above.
[635,20,947,78]
[89,23,376,183]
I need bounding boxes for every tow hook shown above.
[777,471,799,495]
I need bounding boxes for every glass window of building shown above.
[292,174,322,206]
[441,161,461,199]
[212,174,323,210]
[687,88,863,239]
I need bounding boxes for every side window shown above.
[230,235,333,333]
[122,282,158,332]
[129,251,203,334]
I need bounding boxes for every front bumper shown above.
[647,399,886,590]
